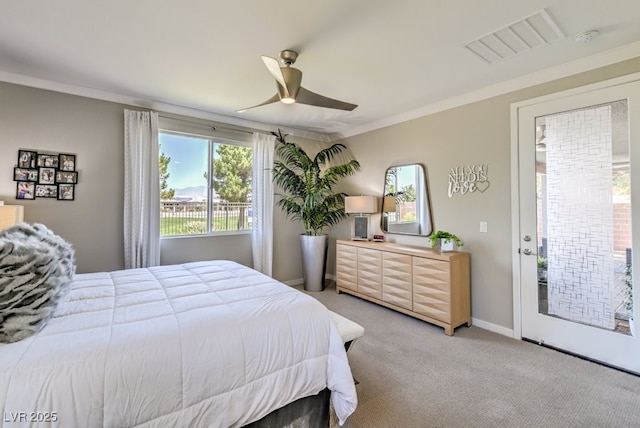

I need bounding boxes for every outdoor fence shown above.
[161,201,251,236]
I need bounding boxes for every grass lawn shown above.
[161,216,250,236]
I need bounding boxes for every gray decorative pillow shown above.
[0,223,76,343]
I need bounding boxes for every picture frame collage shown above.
[14,150,78,201]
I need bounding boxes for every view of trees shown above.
[158,133,253,236]
[210,144,252,229]
[384,169,417,203]
[159,146,175,200]
[160,142,253,204]
[211,144,252,203]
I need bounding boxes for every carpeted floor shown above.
[303,281,640,428]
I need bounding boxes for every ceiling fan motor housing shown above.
[279,50,298,66]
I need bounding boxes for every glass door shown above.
[517,79,640,374]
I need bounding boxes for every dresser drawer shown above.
[412,257,451,322]
[382,252,412,310]
[357,247,382,299]
[336,244,358,291]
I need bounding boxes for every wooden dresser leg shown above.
[444,325,454,336]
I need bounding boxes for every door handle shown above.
[523,248,536,255]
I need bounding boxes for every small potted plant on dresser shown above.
[429,230,463,253]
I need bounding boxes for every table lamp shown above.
[344,196,378,241]
[382,196,397,231]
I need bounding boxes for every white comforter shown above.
[0,260,357,427]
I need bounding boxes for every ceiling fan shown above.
[238,50,357,113]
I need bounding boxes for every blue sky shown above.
[159,133,208,189]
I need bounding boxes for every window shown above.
[159,130,252,237]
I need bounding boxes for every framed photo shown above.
[59,153,76,171]
[37,153,59,168]
[55,170,78,184]
[14,167,38,182]
[58,184,75,201]
[13,149,80,201]
[16,182,35,200]
[18,150,37,169]
[36,184,58,198]
[39,167,56,184]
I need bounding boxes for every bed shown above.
[0,224,357,427]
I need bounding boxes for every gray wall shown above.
[0,83,125,273]
[332,57,640,331]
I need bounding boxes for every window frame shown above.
[158,123,253,239]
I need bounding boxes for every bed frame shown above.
[244,388,330,427]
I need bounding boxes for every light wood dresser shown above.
[335,239,471,335]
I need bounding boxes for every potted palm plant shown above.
[272,129,361,291]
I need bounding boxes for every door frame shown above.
[510,71,640,340]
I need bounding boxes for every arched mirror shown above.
[381,163,433,236]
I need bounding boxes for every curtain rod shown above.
[215,124,255,136]
[157,112,333,142]
[158,114,265,136]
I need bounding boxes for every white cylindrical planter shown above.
[300,234,328,292]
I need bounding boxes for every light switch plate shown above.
[480,221,488,233]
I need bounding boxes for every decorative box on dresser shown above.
[336,239,471,335]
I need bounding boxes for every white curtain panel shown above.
[124,109,160,269]
[251,132,276,276]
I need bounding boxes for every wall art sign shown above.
[448,163,489,198]
[14,149,78,201]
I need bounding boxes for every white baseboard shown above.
[471,317,515,338]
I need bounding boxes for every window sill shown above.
[161,230,252,240]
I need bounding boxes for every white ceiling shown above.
[1,0,640,140]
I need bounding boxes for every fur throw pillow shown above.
[0,223,76,343]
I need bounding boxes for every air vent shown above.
[464,9,566,64]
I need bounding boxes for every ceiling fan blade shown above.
[295,87,358,111]
[261,55,289,94]
[236,93,280,113]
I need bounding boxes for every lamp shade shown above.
[382,196,397,213]
[344,196,377,214]
[0,205,24,230]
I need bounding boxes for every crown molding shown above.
[338,40,640,139]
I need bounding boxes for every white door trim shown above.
[510,71,640,340]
